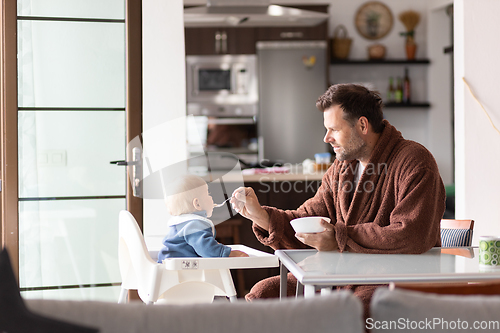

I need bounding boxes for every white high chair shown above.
[118,210,237,304]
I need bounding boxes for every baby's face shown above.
[197,184,214,217]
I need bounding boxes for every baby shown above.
[158,174,248,263]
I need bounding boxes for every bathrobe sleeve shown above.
[252,168,338,250]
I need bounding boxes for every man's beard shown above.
[334,130,367,162]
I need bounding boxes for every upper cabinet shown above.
[185,27,257,55]
[184,5,328,55]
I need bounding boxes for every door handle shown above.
[110,160,138,166]
[110,147,142,197]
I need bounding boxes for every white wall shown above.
[454,0,500,244]
[143,0,187,238]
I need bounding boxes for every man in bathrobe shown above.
[230,83,446,315]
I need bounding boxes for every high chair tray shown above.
[160,245,278,270]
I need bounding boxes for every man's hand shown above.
[294,219,338,251]
[230,187,270,231]
[229,250,249,257]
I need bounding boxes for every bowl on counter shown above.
[290,216,331,233]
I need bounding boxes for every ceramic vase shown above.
[405,39,417,60]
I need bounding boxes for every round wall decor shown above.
[355,1,393,40]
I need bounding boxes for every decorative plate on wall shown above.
[355,1,393,40]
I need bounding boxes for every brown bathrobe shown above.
[246,120,446,317]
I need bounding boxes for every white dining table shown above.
[275,247,500,298]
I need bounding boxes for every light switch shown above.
[38,150,67,166]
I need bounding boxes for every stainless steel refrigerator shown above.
[257,41,328,165]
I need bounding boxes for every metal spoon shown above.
[213,197,231,208]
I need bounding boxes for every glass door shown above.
[17,0,126,301]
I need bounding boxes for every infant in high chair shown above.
[157,174,248,263]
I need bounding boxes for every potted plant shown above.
[399,10,420,60]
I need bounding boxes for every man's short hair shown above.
[316,83,385,133]
[164,174,207,216]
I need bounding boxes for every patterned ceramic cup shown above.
[479,236,500,268]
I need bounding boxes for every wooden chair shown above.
[391,220,489,297]
[440,219,474,247]
[390,280,500,295]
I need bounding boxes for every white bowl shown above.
[290,216,331,233]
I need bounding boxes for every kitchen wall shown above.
[184,0,454,186]
[321,0,452,186]
[322,0,442,181]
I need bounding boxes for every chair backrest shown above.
[118,210,221,304]
[118,210,158,296]
[440,219,474,247]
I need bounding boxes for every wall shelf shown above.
[385,102,430,108]
[330,59,430,109]
[330,59,430,65]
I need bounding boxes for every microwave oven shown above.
[186,54,258,117]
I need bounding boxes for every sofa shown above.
[25,291,364,333]
[22,286,500,333]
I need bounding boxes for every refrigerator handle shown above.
[221,31,228,54]
[280,32,304,39]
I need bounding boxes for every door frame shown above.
[0,0,143,282]
[0,0,20,278]
[126,0,143,230]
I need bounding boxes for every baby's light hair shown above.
[164,175,208,216]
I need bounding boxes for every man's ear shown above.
[358,116,369,134]
[192,198,202,211]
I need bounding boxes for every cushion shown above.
[371,287,500,332]
[0,248,99,333]
[27,290,365,333]
[441,228,473,247]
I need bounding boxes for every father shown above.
[230,83,446,311]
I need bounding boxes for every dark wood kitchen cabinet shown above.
[185,27,257,55]
[184,4,328,55]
